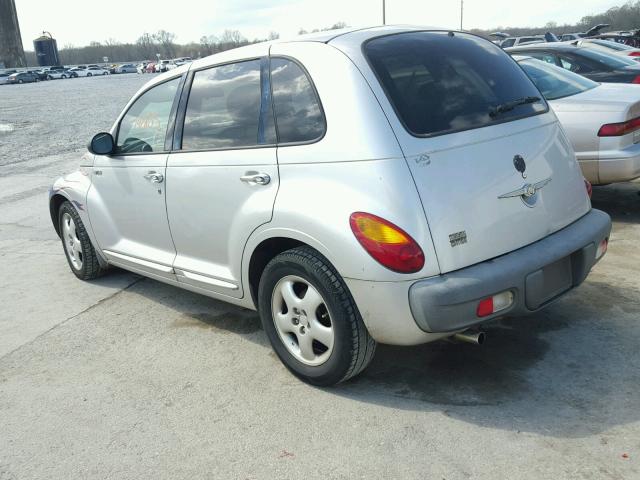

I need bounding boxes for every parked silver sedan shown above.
[49,27,611,385]
[517,56,640,184]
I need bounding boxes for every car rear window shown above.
[365,31,548,137]
[519,58,598,100]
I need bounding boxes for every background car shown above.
[577,38,640,60]
[7,72,39,84]
[0,73,10,85]
[560,24,610,41]
[516,56,640,185]
[115,64,137,74]
[498,35,545,48]
[136,63,148,74]
[44,68,71,80]
[29,70,49,81]
[144,63,156,73]
[508,43,640,83]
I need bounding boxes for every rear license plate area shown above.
[525,256,573,310]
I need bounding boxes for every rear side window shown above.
[365,32,548,137]
[117,77,180,153]
[271,58,325,143]
[182,60,262,150]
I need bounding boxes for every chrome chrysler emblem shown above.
[498,178,552,207]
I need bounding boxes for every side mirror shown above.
[88,132,115,155]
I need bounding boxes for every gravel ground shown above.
[0,76,639,480]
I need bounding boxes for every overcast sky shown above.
[15,0,622,47]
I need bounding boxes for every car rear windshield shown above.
[365,31,548,137]
[519,58,598,100]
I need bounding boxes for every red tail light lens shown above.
[629,51,640,57]
[585,179,592,198]
[349,212,425,273]
[633,75,640,84]
[598,116,640,136]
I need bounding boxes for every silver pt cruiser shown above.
[50,26,612,385]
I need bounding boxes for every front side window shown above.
[576,47,638,68]
[117,77,180,153]
[271,58,325,143]
[519,58,598,100]
[365,31,548,137]
[182,60,264,150]
[502,39,515,48]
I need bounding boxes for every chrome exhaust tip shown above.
[452,330,486,345]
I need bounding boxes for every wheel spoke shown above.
[274,311,293,334]
[297,333,315,362]
[280,280,301,309]
[301,286,323,314]
[73,240,83,256]
[69,220,77,238]
[309,318,333,348]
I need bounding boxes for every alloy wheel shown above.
[62,212,83,270]
[271,275,335,366]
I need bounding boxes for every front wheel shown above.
[58,201,106,280]
[258,246,376,386]
[87,73,92,77]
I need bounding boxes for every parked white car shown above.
[44,69,71,79]
[49,27,611,385]
[517,56,640,184]
[577,39,640,61]
[0,73,10,85]
[69,66,109,77]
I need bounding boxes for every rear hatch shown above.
[364,31,591,273]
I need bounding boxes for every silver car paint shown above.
[549,82,640,184]
[50,27,592,345]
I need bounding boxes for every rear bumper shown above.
[579,143,640,184]
[408,209,611,333]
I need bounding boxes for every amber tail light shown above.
[349,212,425,273]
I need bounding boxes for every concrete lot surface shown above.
[0,75,639,479]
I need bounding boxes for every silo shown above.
[0,0,26,68]
[33,32,61,67]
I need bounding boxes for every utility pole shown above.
[383,0,386,25]
[460,0,464,30]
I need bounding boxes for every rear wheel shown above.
[87,73,92,77]
[61,74,67,79]
[58,201,106,280]
[258,246,376,386]
[18,79,23,84]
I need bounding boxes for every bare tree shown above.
[153,30,177,58]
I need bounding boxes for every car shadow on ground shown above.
[591,180,639,224]
[118,270,639,440]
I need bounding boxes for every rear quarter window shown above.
[365,31,548,137]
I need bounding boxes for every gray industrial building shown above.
[0,0,26,68]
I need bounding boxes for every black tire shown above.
[62,75,67,79]
[258,246,376,386]
[47,75,53,80]
[18,79,23,84]
[58,201,106,280]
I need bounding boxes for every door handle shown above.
[240,172,271,185]
[144,171,164,183]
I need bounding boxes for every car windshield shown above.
[519,58,598,100]
[576,47,638,67]
[365,31,548,137]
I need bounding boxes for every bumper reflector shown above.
[476,291,514,318]
[596,238,608,260]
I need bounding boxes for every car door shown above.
[166,58,278,298]
[87,75,183,280]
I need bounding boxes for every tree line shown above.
[23,22,348,66]
[471,0,640,38]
